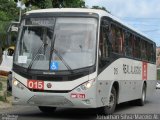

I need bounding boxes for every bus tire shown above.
[136,84,146,106]
[101,86,117,115]
[39,106,56,114]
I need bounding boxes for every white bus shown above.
[12,8,156,114]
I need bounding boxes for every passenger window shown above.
[125,32,133,57]
[147,43,152,62]
[110,25,124,54]
[141,40,147,61]
[134,37,141,59]
[153,44,156,63]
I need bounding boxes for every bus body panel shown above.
[96,80,113,107]
[97,58,156,104]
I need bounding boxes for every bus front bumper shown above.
[12,81,97,108]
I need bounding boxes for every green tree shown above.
[0,45,2,65]
[0,0,19,32]
[0,0,19,21]
[92,6,110,13]
[0,0,19,48]
[158,70,160,80]
[17,0,85,9]
[55,0,85,8]
[23,0,49,8]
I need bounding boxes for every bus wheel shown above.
[101,87,117,115]
[39,106,56,114]
[136,84,146,106]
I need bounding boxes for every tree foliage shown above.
[52,0,85,8]
[92,6,110,13]
[22,0,49,8]
[0,0,19,48]
[16,0,85,8]
[0,0,19,22]
[0,0,18,32]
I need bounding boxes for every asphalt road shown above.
[1,89,160,120]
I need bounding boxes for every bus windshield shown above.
[14,17,97,71]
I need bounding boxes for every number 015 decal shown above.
[27,80,44,90]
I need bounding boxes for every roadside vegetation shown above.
[0,76,7,102]
[158,70,160,80]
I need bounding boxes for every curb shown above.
[0,81,7,102]
[0,101,12,110]
[0,77,12,109]
[0,95,12,110]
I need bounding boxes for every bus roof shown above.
[26,8,107,15]
[26,8,155,44]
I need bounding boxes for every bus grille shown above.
[28,95,73,107]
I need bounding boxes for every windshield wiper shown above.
[27,42,47,71]
[50,35,73,73]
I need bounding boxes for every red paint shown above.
[27,80,44,90]
[142,62,148,80]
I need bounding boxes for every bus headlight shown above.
[75,79,95,92]
[13,80,19,86]
[13,79,25,90]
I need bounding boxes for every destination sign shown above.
[26,17,55,26]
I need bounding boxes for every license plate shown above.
[27,80,44,90]
[71,93,85,99]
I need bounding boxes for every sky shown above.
[85,0,160,47]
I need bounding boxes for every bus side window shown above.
[135,38,141,59]
[131,35,135,57]
[141,40,147,61]
[109,25,115,52]
[132,36,142,59]
[116,28,123,54]
[125,32,133,57]
[121,30,125,54]
[99,19,110,69]
[147,43,152,62]
[153,44,156,63]
[110,25,124,54]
